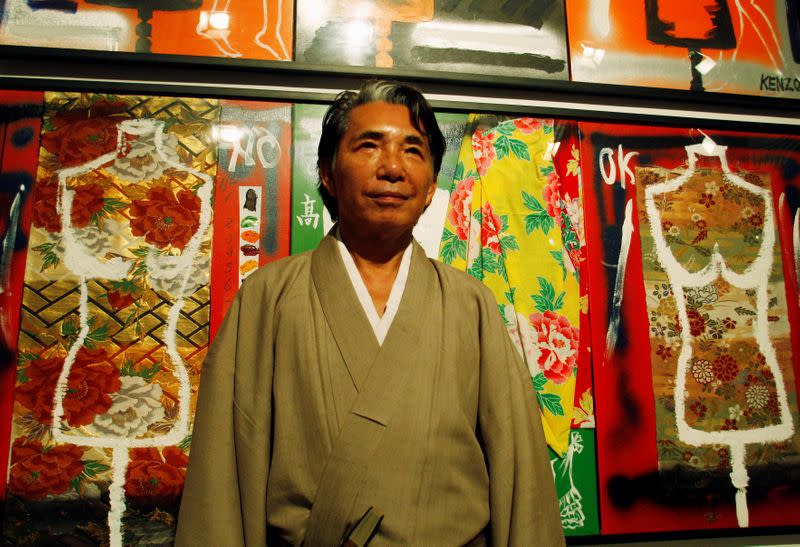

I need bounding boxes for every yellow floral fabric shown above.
[440,116,580,456]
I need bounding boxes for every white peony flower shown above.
[89,376,165,437]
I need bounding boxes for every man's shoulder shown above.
[428,258,496,302]
[239,250,314,295]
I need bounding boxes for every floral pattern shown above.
[9,92,217,543]
[125,446,188,503]
[7,438,85,499]
[439,117,582,456]
[636,165,799,472]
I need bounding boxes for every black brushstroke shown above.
[11,127,33,148]
[408,46,566,73]
[26,0,78,12]
[435,0,559,29]
[609,463,800,509]
[645,0,736,49]
[787,0,800,63]
[0,104,44,125]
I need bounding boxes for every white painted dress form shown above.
[53,118,213,547]
[644,143,794,527]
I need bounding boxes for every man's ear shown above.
[319,160,337,197]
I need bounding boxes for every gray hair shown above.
[317,79,445,221]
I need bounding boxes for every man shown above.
[176,80,563,546]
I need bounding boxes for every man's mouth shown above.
[369,191,408,203]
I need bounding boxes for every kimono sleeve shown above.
[476,288,565,546]
[176,283,274,547]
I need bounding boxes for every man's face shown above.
[321,101,436,235]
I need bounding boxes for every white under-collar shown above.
[335,229,413,346]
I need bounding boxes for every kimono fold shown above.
[176,235,563,546]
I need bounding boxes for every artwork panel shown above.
[0,0,292,60]
[291,103,330,255]
[296,0,569,79]
[581,121,800,534]
[566,0,800,97]
[439,114,580,456]
[549,429,600,536]
[210,99,292,337]
[0,90,43,504]
[3,92,220,546]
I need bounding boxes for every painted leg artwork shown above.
[3,93,219,546]
[581,122,800,534]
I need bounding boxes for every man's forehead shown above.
[345,101,426,137]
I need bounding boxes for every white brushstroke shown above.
[0,185,24,295]
[255,0,290,59]
[645,143,794,528]
[550,431,586,529]
[196,0,242,58]
[51,118,213,546]
[730,0,784,69]
[0,1,129,51]
[410,20,562,59]
[588,0,611,39]
[604,198,634,364]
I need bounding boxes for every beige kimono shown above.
[176,235,563,546]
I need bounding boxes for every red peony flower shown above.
[528,311,579,384]
[447,176,474,241]
[31,181,61,232]
[480,202,503,255]
[656,344,673,360]
[15,354,64,424]
[125,446,189,503]
[712,354,738,382]
[129,186,201,250]
[32,181,108,233]
[107,289,135,312]
[512,117,542,134]
[69,183,106,228]
[472,130,496,176]
[541,171,560,218]
[61,347,121,427]
[8,438,84,499]
[41,101,128,167]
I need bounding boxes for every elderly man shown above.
[176,80,563,546]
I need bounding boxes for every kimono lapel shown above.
[311,235,381,392]
[305,241,442,545]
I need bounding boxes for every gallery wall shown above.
[1,0,799,545]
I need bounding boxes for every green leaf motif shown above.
[734,306,756,316]
[494,135,510,160]
[537,392,565,416]
[509,138,530,161]
[500,235,519,253]
[453,161,464,182]
[531,277,565,313]
[521,191,553,235]
[550,250,567,281]
[504,287,516,304]
[539,164,555,176]
[533,373,548,392]
[179,435,192,451]
[495,121,515,136]
[81,460,111,479]
[467,260,485,281]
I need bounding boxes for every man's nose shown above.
[377,147,404,182]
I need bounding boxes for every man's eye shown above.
[359,142,377,149]
[406,147,423,156]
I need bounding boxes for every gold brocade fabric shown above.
[636,165,800,478]
[5,93,219,544]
